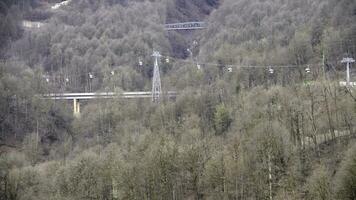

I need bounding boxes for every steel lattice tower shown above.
[152,51,162,102]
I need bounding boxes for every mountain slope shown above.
[199,0,356,66]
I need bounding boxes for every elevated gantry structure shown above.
[164,22,206,31]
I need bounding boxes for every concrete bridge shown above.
[164,22,206,31]
[23,20,206,31]
[42,91,177,116]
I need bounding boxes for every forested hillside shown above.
[1,0,356,199]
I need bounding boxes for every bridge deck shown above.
[164,22,206,30]
[42,91,177,100]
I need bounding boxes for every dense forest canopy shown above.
[200,0,356,64]
[0,0,356,199]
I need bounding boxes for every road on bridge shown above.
[42,91,177,116]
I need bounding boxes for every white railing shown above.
[42,91,177,100]
[164,22,206,30]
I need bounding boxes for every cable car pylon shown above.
[152,51,162,103]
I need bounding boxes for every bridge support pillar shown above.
[73,98,80,117]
